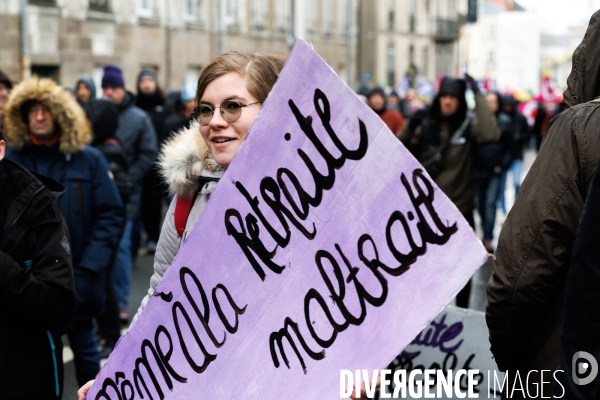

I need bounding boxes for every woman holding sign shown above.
[77,51,279,399]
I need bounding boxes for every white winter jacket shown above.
[131,121,224,326]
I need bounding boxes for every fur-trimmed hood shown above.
[3,77,91,154]
[158,120,224,199]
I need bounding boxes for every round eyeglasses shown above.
[193,100,261,126]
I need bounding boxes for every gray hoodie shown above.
[74,75,97,101]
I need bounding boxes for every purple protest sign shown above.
[88,39,488,399]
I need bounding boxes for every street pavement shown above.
[61,148,537,399]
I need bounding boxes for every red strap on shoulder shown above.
[174,196,196,238]
[103,138,122,147]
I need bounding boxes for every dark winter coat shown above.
[0,159,76,400]
[399,91,500,214]
[162,112,193,143]
[3,77,125,319]
[136,90,172,144]
[486,10,600,393]
[507,110,531,162]
[84,99,131,204]
[96,140,130,204]
[475,111,512,172]
[554,162,600,399]
[115,92,158,219]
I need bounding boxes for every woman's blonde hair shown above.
[196,51,279,105]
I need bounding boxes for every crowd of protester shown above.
[0,20,588,397]
[365,77,548,257]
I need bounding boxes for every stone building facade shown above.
[0,0,357,93]
[357,0,468,89]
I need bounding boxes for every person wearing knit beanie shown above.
[102,64,125,89]
[135,69,164,111]
[180,81,197,105]
[102,64,127,106]
[101,64,158,326]
[137,70,157,87]
[135,68,168,258]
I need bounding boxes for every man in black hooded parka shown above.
[400,74,500,307]
[0,120,76,399]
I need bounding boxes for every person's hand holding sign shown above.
[77,380,94,400]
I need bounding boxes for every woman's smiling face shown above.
[199,72,261,168]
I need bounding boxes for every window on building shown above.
[137,0,153,16]
[387,42,395,87]
[275,0,291,35]
[436,0,450,19]
[186,66,202,85]
[89,0,109,11]
[387,0,394,31]
[408,0,416,32]
[186,0,198,19]
[186,0,208,26]
[435,42,453,75]
[252,0,268,31]
[197,0,209,26]
[488,51,495,65]
[337,0,349,41]
[490,24,495,38]
[306,0,317,37]
[30,0,56,5]
[322,0,333,39]
[225,0,240,29]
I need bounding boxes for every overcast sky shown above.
[518,0,600,33]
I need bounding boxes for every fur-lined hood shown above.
[3,77,91,154]
[158,120,224,199]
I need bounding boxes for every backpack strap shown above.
[103,138,122,147]
[173,176,221,238]
[449,115,472,145]
[174,194,198,238]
